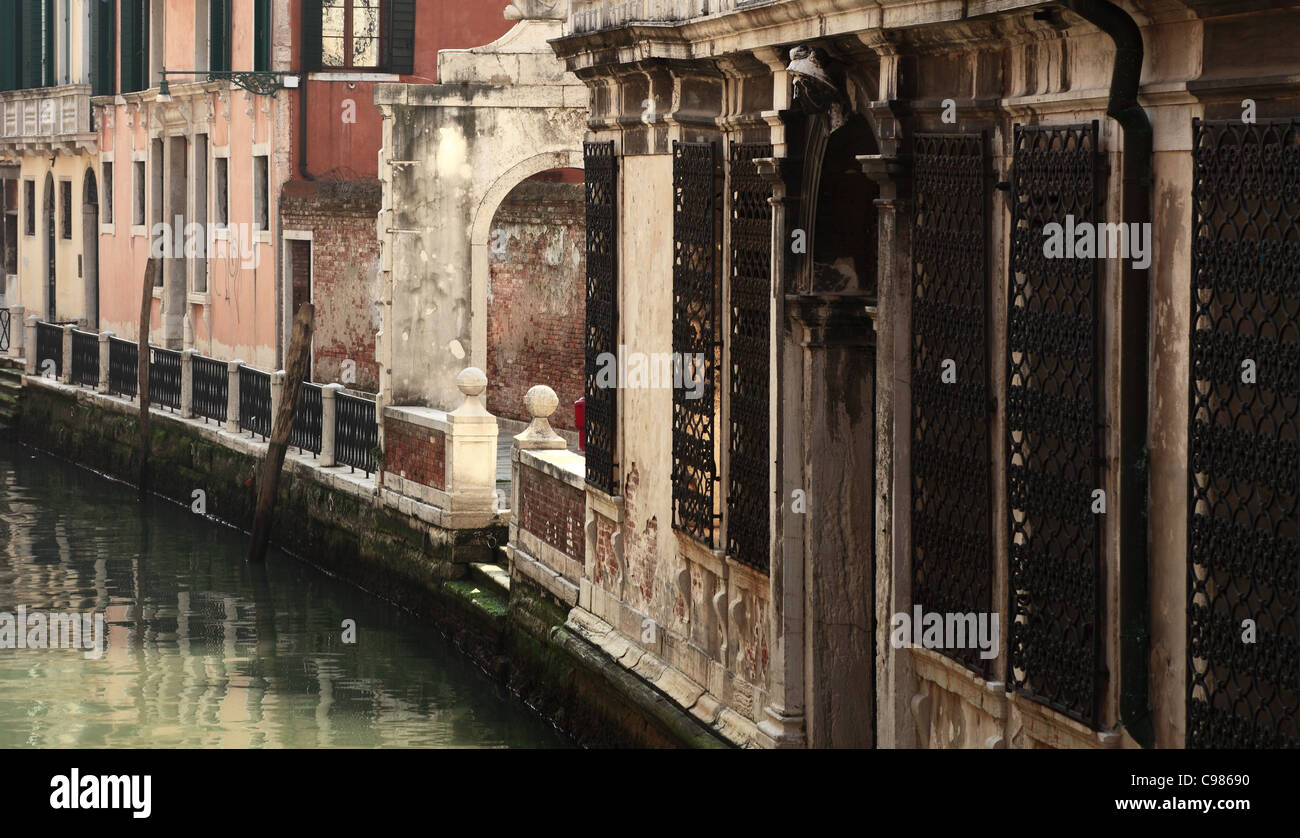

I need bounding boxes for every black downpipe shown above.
[1060,0,1154,747]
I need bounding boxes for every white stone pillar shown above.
[60,324,74,384]
[7,305,24,359]
[97,331,113,394]
[269,370,286,426]
[180,349,196,418]
[445,366,498,514]
[23,316,37,375]
[226,360,243,434]
[320,383,344,467]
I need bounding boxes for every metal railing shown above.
[335,392,377,475]
[239,366,272,439]
[148,347,182,411]
[107,337,138,397]
[290,381,323,456]
[192,355,227,423]
[35,322,63,378]
[70,329,99,387]
[0,308,9,353]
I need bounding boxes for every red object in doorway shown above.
[575,397,585,451]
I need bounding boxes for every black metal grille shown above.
[149,347,182,411]
[911,132,994,674]
[727,142,773,571]
[239,366,272,439]
[291,381,323,456]
[672,140,719,547]
[0,308,9,353]
[1006,122,1103,725]
[335,392,377,475]
[584,140,619,495]
[36,321,62,378]
[1188,118,1300,749]
[107,336,138,397]
[70,330,99,388]
[192,355,228,423]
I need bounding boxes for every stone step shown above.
[469,561,511,598]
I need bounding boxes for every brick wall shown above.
[519,464,584,562]
[486,179,585,429]
[383,417,446,490]
[281,179,382,392]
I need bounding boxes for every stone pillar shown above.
[445,366,498,514]
[786,293,876,749]
[226,360,243,434]
[321,383,344,467]
[24,316,37,375]
[269,370,285,424]
[60,322,74,384]
[7,305,23,359]
[97,331,113,394]
[180,349,196,418]
[511,384,567,543]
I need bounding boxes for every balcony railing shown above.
[569,0,764,33]
[0,85,95,148]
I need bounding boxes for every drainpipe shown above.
[1057,0,1154,748]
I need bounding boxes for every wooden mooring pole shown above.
[136,258,159,501]
[247,303,314,563]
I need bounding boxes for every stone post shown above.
[269,370,285,425]
[445,366,498,514]
[510,383,567,547]
[23,316,37,375]
[226,360,243,434]
[60,324,74,384]
[7,305,23,359]
[180,349,196,418]
[97,331,113,394]
[320,383,344,467]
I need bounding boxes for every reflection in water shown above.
[0,444,569,748]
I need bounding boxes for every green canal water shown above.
[0,443,569,748]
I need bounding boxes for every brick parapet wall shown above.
[519,462,584,562]
[384,416,446,490]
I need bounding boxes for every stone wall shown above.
[384,415,447,490]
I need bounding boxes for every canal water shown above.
[0,443,569,748]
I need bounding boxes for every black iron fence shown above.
[148,347,182,411]
[0,308,9,353]
[239,366,272,439]
[70,329,99,388]
[192,355,227,423]
[35,321,63,378]
[290,381,323,456]
[335,392,377,475]
[107,337,138,398]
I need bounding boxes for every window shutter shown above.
[90,0,116,96]
[42,0,54,88]
[0,3,20,91]
[254,0,270,72]
[301,0,322,73]
[210,0,230,73]
[21,0,42,89]
[384,0,416,76]
[120,0,136,92]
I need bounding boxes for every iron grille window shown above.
[584,140,619,495]
[1188,118,1300,749]
[912,132,993,674]
[672,141,720,547]
[70,329,98,388]
[192,355,228,423]
[107,336,138,397]
[1006,121,1103,726]
[726,142,773,571]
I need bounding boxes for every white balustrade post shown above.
[445,367,498,514]
[24,316,37,375]
[97,331,112,393]
[7,305,24,359]
[226,360,243,434]
[180,349,196,418]
[269,370,285,427]
[60,324,74,384]
[321,383,343,467]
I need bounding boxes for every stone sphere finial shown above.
[457,366,487,398]
[524,384,558,419]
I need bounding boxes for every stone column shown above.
[511,384,567,545]
[226,360,243,434]
[7,305,23,359]
[180,349,196,418]
[320,383,344,467]
[445,366,498,515]
[97,331,113,394]
[786,293,876,749]
[24,316,37,375]
[269,370,285,425]
[60,324,74,384]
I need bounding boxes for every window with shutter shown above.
[0,4,19,91]
[254,0,271,72]
[90,0,116,96]
[21,0,43,89]
[210,0,231,74]
[120,0,148,93]
[384,0,415,75]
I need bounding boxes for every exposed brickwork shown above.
[280,180,382,392]
[486,179,585,429]
[519,464,584,562]
[383,417,446,490]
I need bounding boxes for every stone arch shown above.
[469,149,584,372]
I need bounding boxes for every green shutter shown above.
[120,0,135,92]
[384,0,416,75]
[210,0,230,73]
[21,0,41,89]
[254,0,270,72]
[90,0,117,96]
[301,0,322,73]
[121,0,148,93]
[42,0,54,88]
[0,4,19,91]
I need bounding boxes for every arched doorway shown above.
[43,174,55,320]
[483,166,585,433]
[83,169,99,329]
